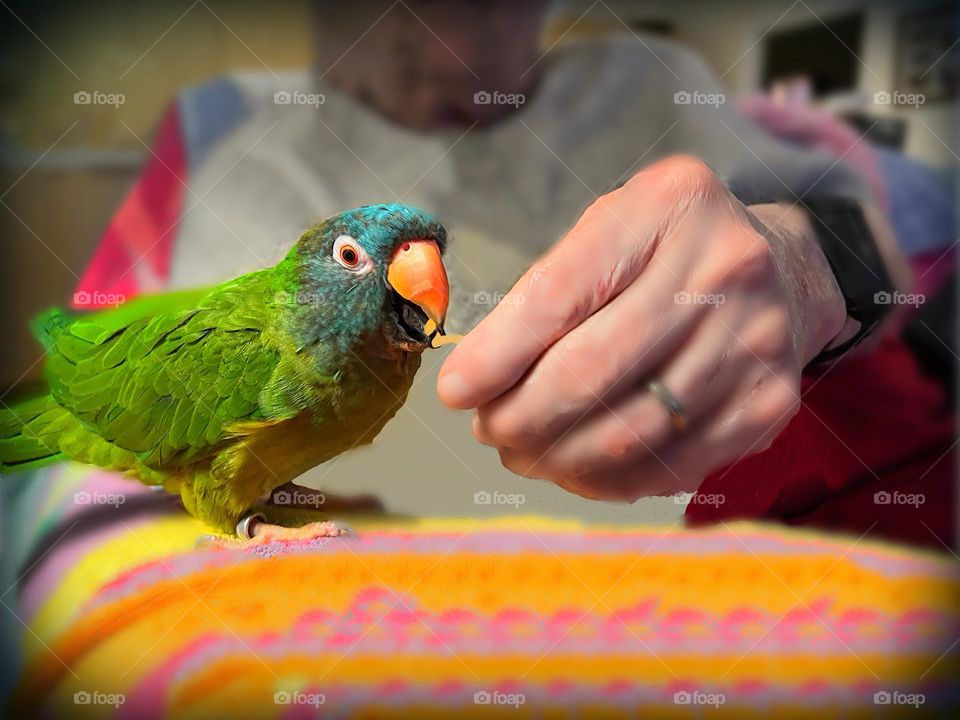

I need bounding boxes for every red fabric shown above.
[910,247,956,303]
[73,103,186,308]
[687,337,956,550]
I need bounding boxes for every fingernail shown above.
[437,372,470,407]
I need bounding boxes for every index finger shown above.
[437,184,660,410]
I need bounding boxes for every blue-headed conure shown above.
[1,204,450,540]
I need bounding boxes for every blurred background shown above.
[1,0,956,389]
[0,0,956,528]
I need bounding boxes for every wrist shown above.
[747,203,850,365]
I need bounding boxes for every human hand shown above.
[438,155,850,501]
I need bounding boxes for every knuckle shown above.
[555,351,614,406]
[658,154,717,187]
[524,260,563,307]
[498,448,538,479]
[525,258,591,329]
[571,471,631,502]
[754,325,794,362]
[471,417,494,446]
[595,402,670,463]
[742,307,794,360]
[555,475,602,501]
[596,428,638,462]
[480,407,535,448]
[696,226,776,293]
[736,237,779,287]
[777,383,802,419]
[747,383,800,430]
[580,192,620,224]
[637,155,721,206]
[740,405,776,437]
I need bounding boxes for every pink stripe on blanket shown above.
[19,469,157,619]
[19,513,157,622]
[117,634,224,720]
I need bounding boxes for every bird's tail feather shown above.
[0,394,67,472]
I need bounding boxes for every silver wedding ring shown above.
[647,379,687,431]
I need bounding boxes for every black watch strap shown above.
[800,197,894,363]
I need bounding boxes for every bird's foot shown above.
[248,517,352,544]
[199,514,352,549]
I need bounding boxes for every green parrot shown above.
[0,204,450,539]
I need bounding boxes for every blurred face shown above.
[314,0,550,129]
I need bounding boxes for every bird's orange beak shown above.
[387,239,449,333]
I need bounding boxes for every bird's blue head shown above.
[282,204,450,358]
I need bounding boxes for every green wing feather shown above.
[1,271,311,478]
[58,275,288,465]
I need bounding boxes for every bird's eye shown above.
[333,235,368,271]
[340,246,358,265]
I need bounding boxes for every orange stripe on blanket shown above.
[11,519,960,717]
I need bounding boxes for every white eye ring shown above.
[333,235,371,272]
